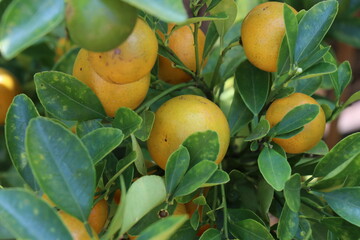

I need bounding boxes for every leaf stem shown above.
[219,164,229,239]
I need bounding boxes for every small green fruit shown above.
[66,0,137,52]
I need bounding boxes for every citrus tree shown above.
[1,0,360,239]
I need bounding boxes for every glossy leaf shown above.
[0,189,72,240]
[294,0,338,63]
[320,187,360,227]
[199,228,221,240]
[134,110,155,141]
[270,104,319,137]
[76,119,103,138]
[5,94,40,191]
[34,71,106,120]
[137,215,188,240]
[165,145,190,196]
[173,160,217,198]
[182,130,219,168]
[314,132,360,177]
[295,62,337,80]
[258,146,291,191]
[203,169,229,187]
[209,0,237,37]
[289,77,322,96]
[245,118,270,142]
[284,174,301,212]
[113,107,142,139]
[122,0,187,23]
[336,61,352,99]
[81,128,124,164]
[26,117,95,221]
[230,219,274,240]
[0,0,64,59]
[235,61,270,115]
[283,4,298,65]
[120,175,167,235]
[277,203,299,240]
[297,46,331,71]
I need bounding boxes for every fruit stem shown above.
[135,81,197,113]
[193,22,201,79]
[219,164,230,239]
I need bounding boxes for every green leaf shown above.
[305,140,329,155]
[270,104,319,137]
[52,47,80,74]
[0,225,13,239]
[283,4,298,65]
[277,36,290,76]
[230,219,274,240]
[235,61,270,115]
[295,218,312,240]
[0,0,64,59]
[76,119,103,138]
[199,228,221,240]
[190,210,200,230]
[203,22,219,59]
[294,0,338,63]
[113,107,142,139]
[158,44,187,70]
[277,203,299,240]
[295,62,337,80]
[165,145,190,196]
[245,118,270,142]
[81,127,124,164]
[227,91,253,137]
[203,169,229,187]
[284,174,301,213]
[228,209,266,227]
[182,13,228,25]
[289,77,322,96]
[330,18,360,48]
[134,110,155,141]
[321,217,360,240]
[336,61,352,99]
[257,179,274,217]
[34,71,106,120]
[209,0,237,37]
[314,132,360,177]
[182,130,219,168]
[343,91,360,109]
[173,160,217,198]
[0,189,72,240]
[137,215,188,240]
[5,94,40,191]
[297,46,331,71]
[131,134,147,176]
[274,127,304,139]
[258,146,291,191]
[120,175,167,235]
[320,187,360,227]
[220,46,247,80]
[26,117,95,221]
[122,0,187,23]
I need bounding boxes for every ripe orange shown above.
[0,68,21,124]
[113,189,121,205]
[88,18,158,84]
[59,211,99,240]
[73,49,150,117]
[88,199,108,234]
[265,93,326,153]
[241,2,297,72]
[147,95,230,170]
[158,24,205,84]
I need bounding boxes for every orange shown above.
[88,199,108,234]
[241,2,297,72]
[113,189,121,205]
[147,95,230,170]
[88,18,158,84]
[265,93,326,154]
[73,49,150,117]
[0,68,21,124]
[59,211,99,240]
[158,24,205,84]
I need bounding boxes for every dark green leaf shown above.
[26,117,95,221]
[257,179,274,217]
[283,4,298,65]
[34,71,106,120]
[235,60,270,115]
[220,46,246,80]
[190,210,200,230]
[330,18,360,48]
[113,107,142,139]
[336,61,352,99]
[81,128,124,164]
[295,62,337,80]
[0,189,72,240]
[230,219,274,240]
[173,160,217,197]
[5,94,39,191]
[199,228,221,240]
[0,0,64,59]
[298,46,331,71]
[270,104,319,137]
[203,22,219,59]
[295,218,312,240]
[228,209,266,227]
[277,203,299,240]
[134,110,155,141]
[137,215,188,240]
[277,36,290,76]
[284,174,301,212]
[258,146,291,191]
[203,169,229,187]
[131,135,146,176]
[209,0,237,37]
[245,118,270,141]
[165,146,190,196]
[320,187,360,227]
[52,47,80,74]
[314,132,360,177]
[294,0,338,63]
[206,0,222,12]
[321,217,360,240]
[120,175,167,235]
[182,130,219,168]
[289,77,322,96]
[274,126,304,139]
[76,119,103,138]
[158,44,187,70]
[122,0,187,23]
